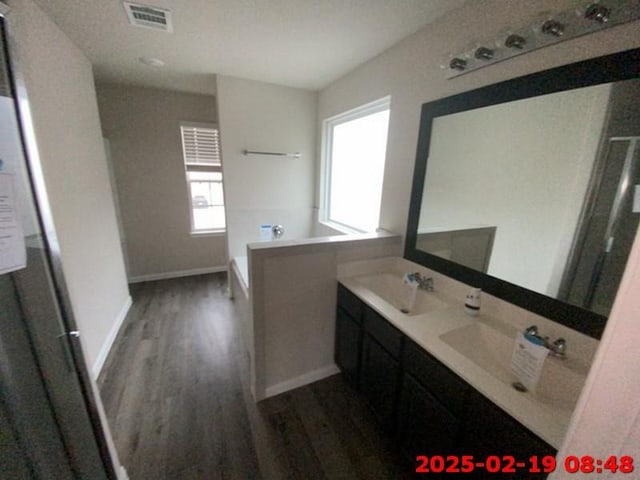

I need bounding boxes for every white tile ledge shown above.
[248,230,399,251]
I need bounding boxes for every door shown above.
[562,137,640,316]
[0,275,77,478]
[560,79,640,316]
[103,138,130,276]
[0,14,114,479]
[570,138,640,315]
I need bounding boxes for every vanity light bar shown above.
[444,0,640,79]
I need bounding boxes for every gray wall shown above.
[95,83,227,281]
[317,0,640,243]
[8,0,130,371]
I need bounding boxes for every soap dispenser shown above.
[464,288,481,316]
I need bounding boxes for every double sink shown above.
[352,271,588,413]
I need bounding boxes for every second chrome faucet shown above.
[525,325,567,359]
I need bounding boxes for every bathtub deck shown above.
[98,273,405,479]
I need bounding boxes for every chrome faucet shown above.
[410,272,434,291]
[524,325,567,359]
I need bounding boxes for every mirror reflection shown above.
[418,78,640,317]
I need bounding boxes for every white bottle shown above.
[400,273,419,314]
[465,288,481,316]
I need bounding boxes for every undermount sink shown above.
[440,322,587,410]
[354,272,448,316]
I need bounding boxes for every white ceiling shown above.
[33,0,467,94]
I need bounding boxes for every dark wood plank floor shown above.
[98,273,406,479]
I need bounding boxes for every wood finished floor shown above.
[98,273,406,479]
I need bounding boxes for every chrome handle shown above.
[57,330,80,372]
[552,338,567,354]
[57,330,80,338]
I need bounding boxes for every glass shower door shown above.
[0,14,114,479]
[564,137,640,316]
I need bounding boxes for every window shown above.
[180,122,225,233]
[322,97,390,232]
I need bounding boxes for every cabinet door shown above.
[363,306,403,357]
[335,308,362,387]
[460,390,555,479]
[403,339,468,418]
[360,334,401,432]
[397,373,460,461]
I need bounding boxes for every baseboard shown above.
[229,260,249,299]
[92,295,132,380]
[118,466,129,480]
[128,265,227,284]
[264,364,340,398]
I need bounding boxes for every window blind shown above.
[181,125,221,166]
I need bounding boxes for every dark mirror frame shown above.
[405,48,640,339]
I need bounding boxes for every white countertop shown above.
[338,257,597,450]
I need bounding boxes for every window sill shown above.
[319,220,367,236]
[190,229,226,237]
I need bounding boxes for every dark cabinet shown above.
[335,309,361,386]
[460,389,555,479]
[336,283,404,426]
[360,334,401,432]
[396,372,459,459]
[403,339,468,418]
[334,282,556,477]
[363,306,403,356]
[397,339,468,461]
[335,285,362,388]
[337,283,362,320]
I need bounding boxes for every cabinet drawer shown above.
[403,339,468,417]
[363,306,403,358]
[337,283,362,322]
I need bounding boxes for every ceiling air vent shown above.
[123,2,173,32]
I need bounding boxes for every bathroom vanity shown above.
[335,257,599,478]
[331,49,640,476]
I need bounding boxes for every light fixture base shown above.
[444,0,640,79]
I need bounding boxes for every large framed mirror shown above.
[405,48,640,339]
